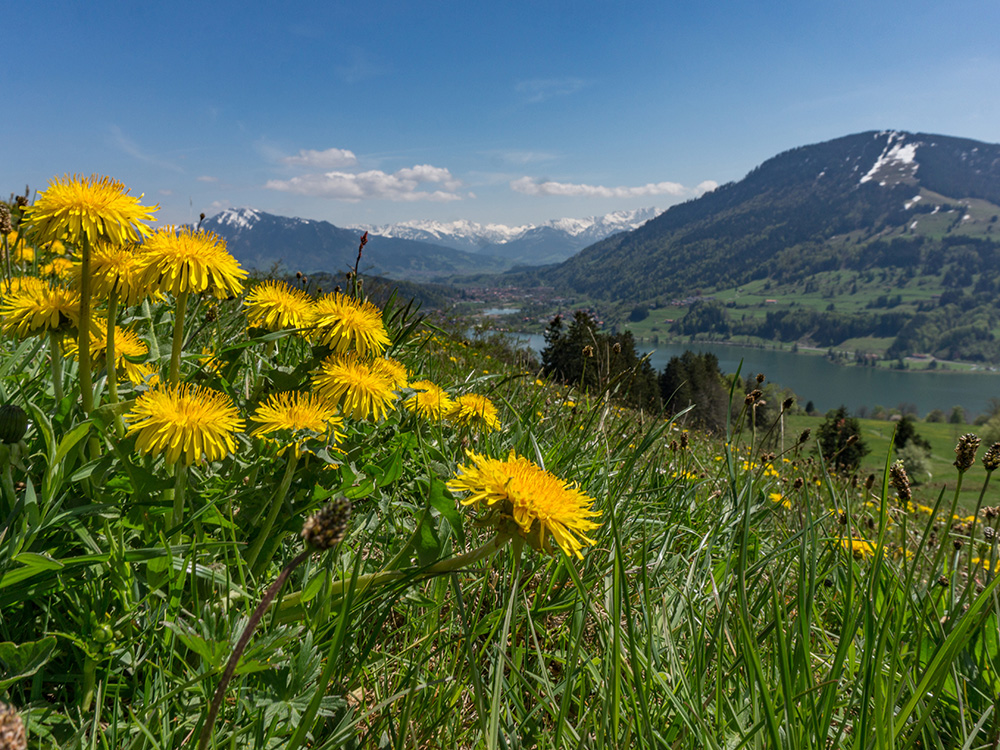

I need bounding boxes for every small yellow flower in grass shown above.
[40,257,75,280]
[23,174,158,246]
[312,352,397,422]
[447,393,500,432]
[447,450,602,559]
[12,245,34,264]
[311,293,390,357]
[244,279,314,331]
[250,391,344,455]
[136,226,247,298]
[0,285,81,338]
[404,380,454,421]
[125,383,244,466]
[768,492,791,509]
[841,539,876,560]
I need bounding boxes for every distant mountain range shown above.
[350,207,660,265]
[532,130,1000,301]
[203,206,660,278]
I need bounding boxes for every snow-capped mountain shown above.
[350,207,661,264]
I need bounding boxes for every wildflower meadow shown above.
[2,175,1000,748]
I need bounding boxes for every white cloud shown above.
[510,177,718,199]
[266,164,464,202]
[282,148,358,168]
[515,78,587,104]
[197,175,219,183]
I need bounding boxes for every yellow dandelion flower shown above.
[312,352,397,422]
[0,285,81,338]
[12,245,34,264]
[23,174,158,246]
[404,380,454,420]
[250,391,344,454]
[65,318,150,382]
[1,276,47,297]
[136,226,247,299]
[447,450,602,558]
[310,293,390,357]
[841,538,877,560]
[128,362,160,387]
[125,383,244,466]
[769,492,791,509]
[372,356,408,390]
[199,348,223,374]
[40,256,75,280]
[244,279,314,331]
[76,242,150,306]
[447,393,501,432]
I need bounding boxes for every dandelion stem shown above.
[247,450,299,576]
[169,291,189,385]
[48,331,63,404]
[171,464,187,544]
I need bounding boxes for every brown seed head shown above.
[0,702,26,750]
[679,433,689,450]
[612,342,621,355]
[301,497,352,551]
[983,443,1000,473]
[755,372,765,384]
[582,345,594,358]
[984,526,996,541]
[889,460,912,503]
[782,397,794,411]
[0,204,11,236]
[798,429,811,445]
[793,477,804,490]
[937,575,949,588]
[954,433,981,472]
[953,538,964,550]
[865,473,875,491]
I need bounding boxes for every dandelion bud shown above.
[346,271,354,281]
[301,497,352,551]
[954,433,981,472]
[333,285,341,294]
[0,404,28,444]
[983,443,1000,472]
[0,702,26,750]
[296,271,303,280]
[889,460,912,503]
[200,212,206,221]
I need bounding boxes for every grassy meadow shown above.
[4,178,1000,749]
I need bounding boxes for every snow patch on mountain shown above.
[860,132,921,186]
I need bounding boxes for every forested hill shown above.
[533,131,1000,302]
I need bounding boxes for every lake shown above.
[506,334,1000,418]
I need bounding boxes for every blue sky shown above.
[5,1,1000,228]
